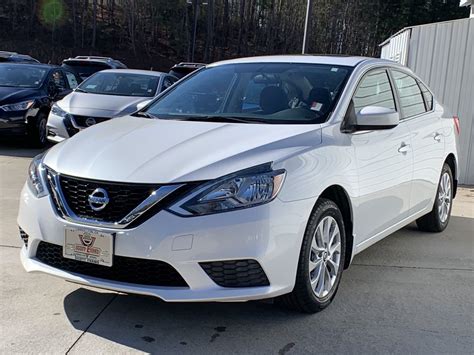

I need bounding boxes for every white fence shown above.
[381,18,474,185]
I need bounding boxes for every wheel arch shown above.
[445,153,457,198]
[319,185,354,269]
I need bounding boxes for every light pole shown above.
[187,0,208,62]
[302,0,313,54]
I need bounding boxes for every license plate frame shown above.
[63,228,114,267]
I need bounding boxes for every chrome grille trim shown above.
[46,167,184,229]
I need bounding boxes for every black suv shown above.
[169,62,205,79]
[0,63,81,146]
[62,56,127,80]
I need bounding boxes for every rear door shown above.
[349,68,414,241]
[389,69,446,214]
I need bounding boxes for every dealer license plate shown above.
[63,228,113,267]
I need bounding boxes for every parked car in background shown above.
[61,56,127,80]
[0,51,40,64]
[18,56,459,313]
[169,62,205,79]
[47,69,177,142]
[0,63,81,146]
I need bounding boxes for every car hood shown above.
[0,86,41,105]
[58,92,152,117]
[44,116,322,183]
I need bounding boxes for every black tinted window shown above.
[353,69,395,112]
[391,70,426,118]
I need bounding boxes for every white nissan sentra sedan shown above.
[18,56,460,313]
[46,69,178,143]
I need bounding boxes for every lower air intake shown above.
[200,259,270,288]
[35,241,188,287]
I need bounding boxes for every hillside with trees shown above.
[0,0,469,70]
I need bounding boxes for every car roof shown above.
[0,51,40,62]
[98,69,167,76]
[62,56,126,67]
[208,55,391,68]
[0,62,58,69]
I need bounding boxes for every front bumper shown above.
[0,111,28,136]
[46,112,75,143]
[18,183,314,302]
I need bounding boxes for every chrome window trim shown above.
[45,167,184,229]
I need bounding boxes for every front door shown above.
[349,68,414,241]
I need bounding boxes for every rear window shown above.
[62,61,110,80]
[78,72,160,97]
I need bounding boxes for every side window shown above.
[391,70,426,118]
[418,80,433,111]
[352,69,396,113]
[64,71,79,89]
[50,70,66,90]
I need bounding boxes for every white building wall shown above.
[381,18,474,185]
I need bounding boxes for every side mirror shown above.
[136,100,151,111]
[355,106,399,130]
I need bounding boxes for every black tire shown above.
[278,198,346,313]
[28,111,48,147]
[416,163,453,233]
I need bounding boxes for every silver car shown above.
[46,69,178,143]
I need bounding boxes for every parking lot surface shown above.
[1,143,473,354]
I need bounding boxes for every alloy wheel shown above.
[309,216,342,298]
[438,171,451,223]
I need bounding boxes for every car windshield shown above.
[0,65,47,88]
[146,62,352,124]
[77,72,160,97]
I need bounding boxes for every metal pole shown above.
[191,0,199,62]
[302,0,313,54]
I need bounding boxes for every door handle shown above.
[434,133,442,142]
[398,142,410,154]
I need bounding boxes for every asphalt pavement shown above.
[1,142,473,354]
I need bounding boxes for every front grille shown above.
[58,174,157,222]
[63,116,80,137]
[71,115,110,128]
[200,259,270,288]
[36,241,188,287]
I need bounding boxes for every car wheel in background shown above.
[278,198,346,313]
[28,112,48,147]
[416,163,453,233]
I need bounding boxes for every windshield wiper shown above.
[173,115,267,124]
[74,88,88,93]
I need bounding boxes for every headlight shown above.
[51,103,68,117]
[27,153,48,197]
[0,100,34,111]
[168,164,286,216]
